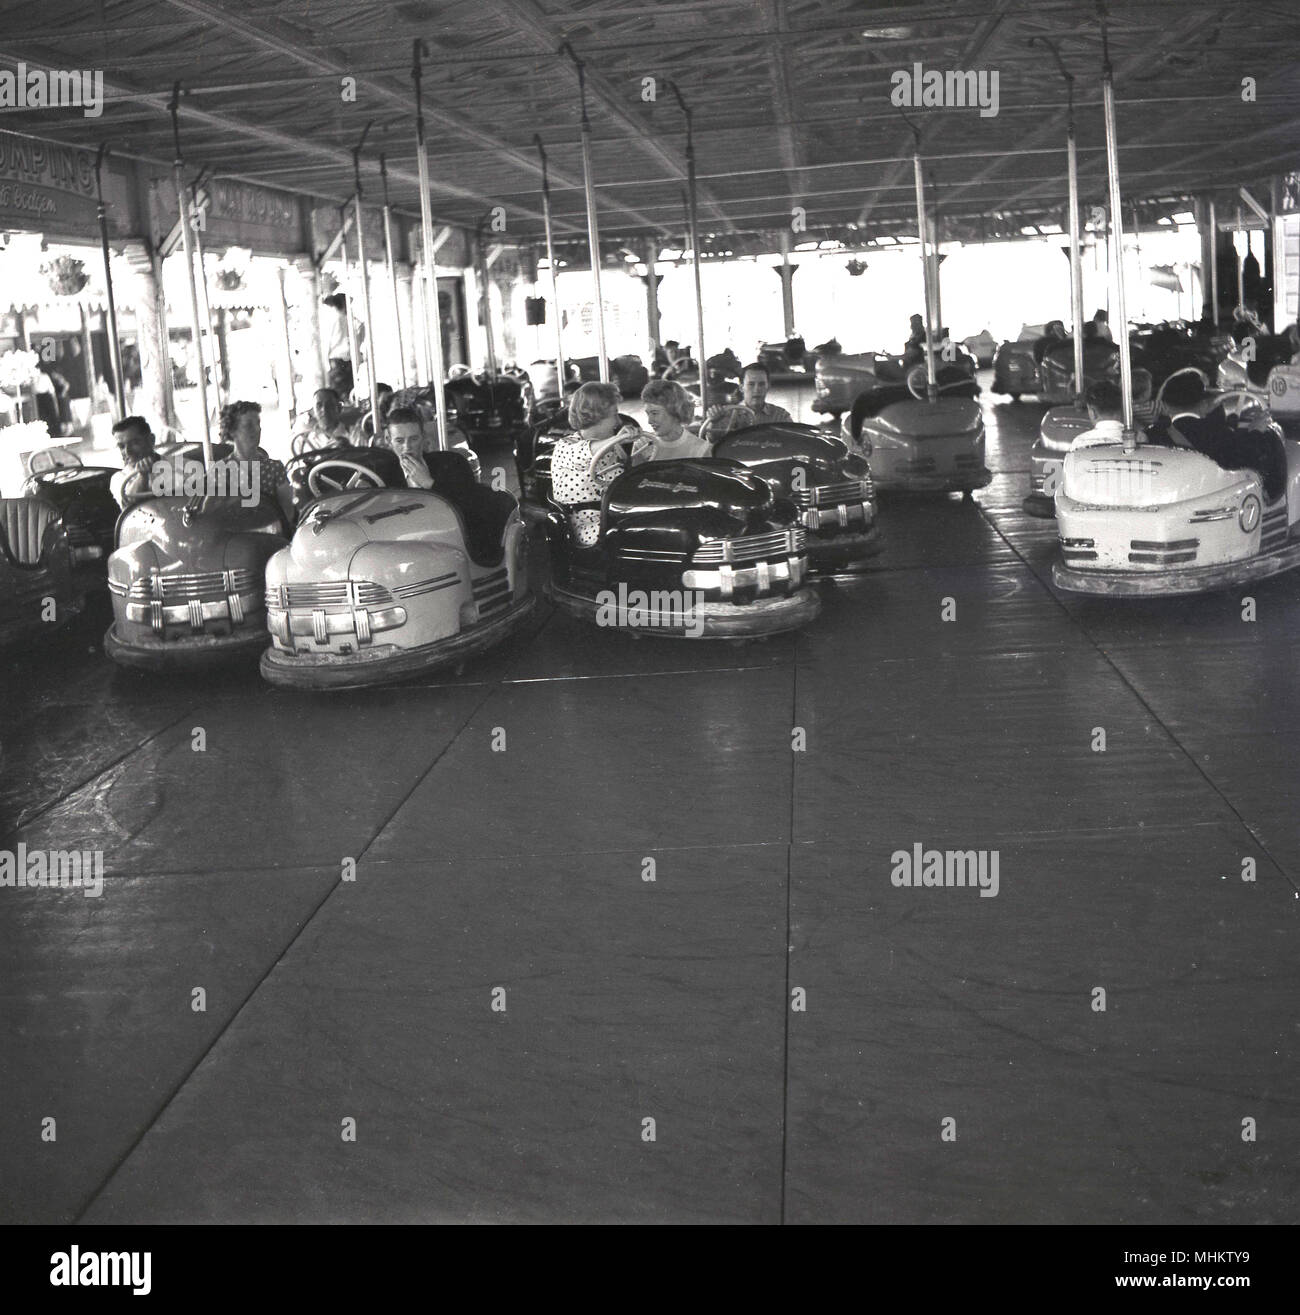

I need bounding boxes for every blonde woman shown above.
[639,378,711,461]
[549,381,646,547]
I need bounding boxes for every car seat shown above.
[424,451,517,568]
[1,497,61,566]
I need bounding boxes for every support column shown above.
[776,230,798,338]
[272,264,297,422]
[643,237,661,360]
[394,261,419,388]
[122,239,173,432]
[288,255,323,394]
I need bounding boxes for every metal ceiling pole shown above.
[912,142,937,402]
[167,82,212,464]
[92,144,126,419]
[1236,205,1246,310]
[474,217,499,380]
[669,81,707,414]
[350,123,383,443]
[379,154,408,390]
[1098,2,1134,437]
[534,135,567,395]
[335,205,361,397]
[186,165,223,417]
[563,42,609,384]
[1208,197,1219,327]
[412,40,450,451]
[1032,37,1086,402]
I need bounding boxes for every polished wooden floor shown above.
[3,380,1297,1224]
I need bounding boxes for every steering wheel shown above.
[306,459,387,497]
[26,447,82,477]
[906,365,931,400]
[586,432,646,480]
[38,466,96,485]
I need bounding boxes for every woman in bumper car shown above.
[222,400,289,507]
[639,378,711,461]
[549,381,648,547]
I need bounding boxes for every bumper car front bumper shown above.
[260,593,535,690]
[1053,537,1300,596]
[104,620,271,670]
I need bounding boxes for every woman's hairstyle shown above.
[700,404,756,441]
[219,399,262,443]
[568,380,622,430]
[640,378,694,423]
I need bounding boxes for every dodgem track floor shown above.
[2,385,1297,1224]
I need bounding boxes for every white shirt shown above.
[1069,419,1125,450]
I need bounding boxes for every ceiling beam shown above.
[473,0,732,230]
[158,0,663,234]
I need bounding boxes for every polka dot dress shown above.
[551,426,641,547]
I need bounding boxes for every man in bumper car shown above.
[109,417,169,510]
[292,388,353,454]
[706,362,791,427]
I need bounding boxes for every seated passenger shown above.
[1091,309,1113,343]
[384,406,477,488]
[351,382,394,446]
[109,416,168,509]
[707,362,791,426]
[292,388,353,454]
[222,400,290,515]
[1069,381,1126,450]
[550,381,645,547]
[699,405,757,445]
[640,379,710,461]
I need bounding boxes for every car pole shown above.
[1031,37,1086,404]
[412,40,451,452]
[534,135,567,400]
[668,81,707,416]
[166,83,213,465]
[335,206,362,398]
[92,144,126,420]
[187,166,224,417]
[911,134,938,404]
[350,123,384,443]
[379,154,408,391]
[562,42,610,385]
[1207,197,1219,327]
[1098,1,1135,439]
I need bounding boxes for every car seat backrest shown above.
[1,498,59,566]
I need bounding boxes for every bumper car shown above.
[814,344,975,417]
[20,447,120,576]
[1025,366,1165,518]
[709,422,880,571]
[961,329,997,368]
[842,369,988,497]
[566,354,650,399]
[1053,398,1300,596]
[261,451,533,690]
[1037,338,1123,405]
[542,450,819,640]
[0,497,82,647]
[442,371,531,450]
[105,491,288,671]
[757,338,812,381]
[991,325,1047,399]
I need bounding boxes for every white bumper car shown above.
[1054,399,1300,596]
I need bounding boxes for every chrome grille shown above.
[792,478,872,508]
[693,527,805,565]
[278,580,393,610]
[129,567,259,602]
